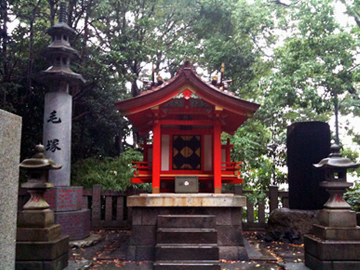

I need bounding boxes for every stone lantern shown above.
[313,144,359,210]
[16,144,69,270]
[304,144,360,269]
[19,144,61,210]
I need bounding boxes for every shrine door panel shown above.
[173,135,201,170]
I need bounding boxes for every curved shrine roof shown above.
[115,61,260,134]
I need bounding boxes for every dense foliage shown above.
[71,148,151,191]
[2,0,360,191]
[344,181,360,212]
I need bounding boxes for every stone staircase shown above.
[154,215,221,270]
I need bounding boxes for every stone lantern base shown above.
[304,209,360,269]
[16,208,69,270]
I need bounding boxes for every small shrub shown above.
[71,148,151,191]
[344,181,360,212]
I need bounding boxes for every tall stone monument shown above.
[38,2,85,185]
[0,109,22,270]
[287,121,330,210]
[37,2,90,240]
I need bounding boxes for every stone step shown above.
[156,244,219,261]
[157,215,216,228]
[154,260,221,270]
[157,228,217,244]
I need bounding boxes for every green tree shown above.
[264,0,360,143]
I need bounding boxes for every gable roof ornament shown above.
[115,59,260,134]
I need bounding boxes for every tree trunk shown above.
[48,0,56,26]
[27,0,43,95]
[1,0,9,106]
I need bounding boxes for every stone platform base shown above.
[15,251,68,270]
[305,253,360,270]
[304,234,360,269]
[127,193,246,261]
[16,235,69,270]
[54,209,91,240]
[44,186,91,240]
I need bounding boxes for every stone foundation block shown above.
[54,209,90,240]
[16,235,69,261]
[17,224,61,242]
[157,228,217,244]
[127,245,157,261]
[219,246,246,261]
[319,209,356,228]
[157,215,216,228]
[128,194,245,261]
[128,194,246,208]
[156,244,219,261]
[17,209,54,228]
[130,226,157,245]
[136,245,156,261]
[305,234,360,261]
[313,224,360,240]
[305,253,360,270]
[217,225,243,246]
[231,207,243,226]
[44,186,83,212]
[15,251,68,270]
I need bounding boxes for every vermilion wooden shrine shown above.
[115,61,260,194]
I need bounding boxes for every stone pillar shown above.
[43,92,72,186]
[0,109,22,270]
[37,2,90,240]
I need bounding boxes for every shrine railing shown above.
[229,185,289,231]
[132,161,243,183]
[132,161,152,175]
[132,161,152,183]
[82,186,128,229]
[221,161,242,183]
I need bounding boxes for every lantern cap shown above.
[20,144,62,170]
[313,144,360,169]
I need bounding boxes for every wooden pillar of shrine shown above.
[213,122,222,194]
[152,121,161,193]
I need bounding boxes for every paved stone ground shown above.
[66,230,310,270]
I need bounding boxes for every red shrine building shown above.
[115,61,259,194]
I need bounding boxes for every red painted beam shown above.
[158,120,217,126]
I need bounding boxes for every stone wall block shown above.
[231,207,243,226]
[131,208,142,225]
[217,225,243,246]
[141,208,159,225]
[130,226,157,245]
[211,208,231,225]
[0,109,22,270]
[136,246,155,261]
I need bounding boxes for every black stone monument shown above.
[287,121,330,210]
